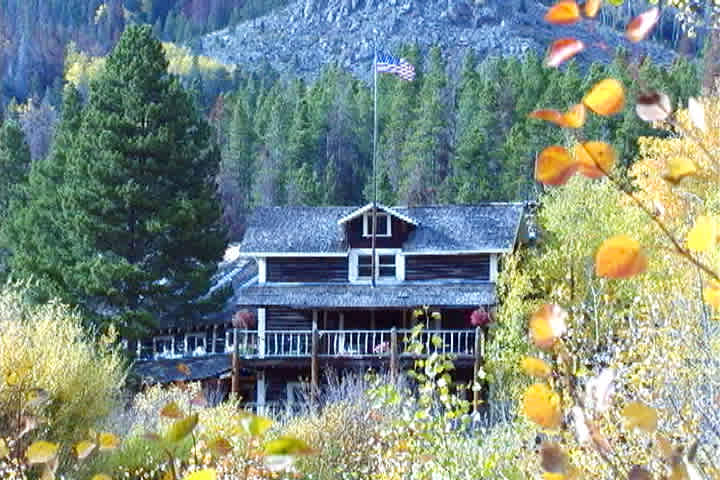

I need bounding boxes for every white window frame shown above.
[184,333,207,356]
[349,249,404,283]
[362,212,391,238]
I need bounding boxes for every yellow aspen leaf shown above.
[98,432,120,451]
[540,442,568,473]
[160,401,185,419]
[546,38,585,68]
[544,0,581,24]
[626,7,660,42]
[686,216,717,252]
[74,440,96,460]
[574,141,617,178]
[91,475,113,480]
[664,157,697,184]
[563,103,586,128]
[703,280,720,309]
[263,436,315,456]
[536,146,578,186]
[0,438,9,458]
[166,414,199,443]
[183,470,216,480]
[529,304,568,351]
[584,0,602,18]
[5,370,19,386]
[522,383,562,430]
[542,474,564,480]
[636,91,672,122]
[595,235,647,279]
[621,401,658,433]
[241,414,273,437]
[26,441,59,464]
[583,78,625,116]
[520,357,552,378]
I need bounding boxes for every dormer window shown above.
[362,212,391,237]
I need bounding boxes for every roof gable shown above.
[337,203,418,226]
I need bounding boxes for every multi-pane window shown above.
[363,212,391,237]
[355,253,397,280]
[378,255,396,278]
[358,255,373,278]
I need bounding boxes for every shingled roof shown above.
[239,203,524,254]
[234,282,496,308]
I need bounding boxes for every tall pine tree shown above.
[12,26,226,335]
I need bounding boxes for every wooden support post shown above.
[211,325,217,354]
[311,326,319,404]
[472,326,483,413]
[390,327,398,383]
[231,328,240,398]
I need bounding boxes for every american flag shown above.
[375,52,415,81]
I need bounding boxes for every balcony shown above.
[223,328,482,359]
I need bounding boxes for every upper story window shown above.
[153,335,174,357]
[351,249,403,283]
[362,212,391,237]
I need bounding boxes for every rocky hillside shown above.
[200,0,678,80]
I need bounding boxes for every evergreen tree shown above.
[13,26,226,336]
[3,85,83,299]
[0,118,31,215]
[219,93,255,237]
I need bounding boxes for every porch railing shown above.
[221,329,480,359]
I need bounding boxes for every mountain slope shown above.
[200,0,678,80]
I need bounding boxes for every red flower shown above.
[470,309,491,327]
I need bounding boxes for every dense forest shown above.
[215,47,699,236]
[0,0,288,103]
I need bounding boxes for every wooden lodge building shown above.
[133,202,527,412]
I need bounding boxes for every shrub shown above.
[0,282,126,449]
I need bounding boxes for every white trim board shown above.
[337,202,418,226]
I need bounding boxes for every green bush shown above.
[0,283,126,446]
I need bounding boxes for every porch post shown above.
[232,328,240,397]
[390,327,398,383]
[257,370,266,414]
[258,308,266,358]
[211,325,217,354]
[311,325,319,403]
[473,326,483,413]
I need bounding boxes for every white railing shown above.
[265,330,313,357]
[224,329,260,357]
[321,329,393,357]
[140,329,479,360]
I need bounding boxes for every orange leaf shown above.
[583,78,625,116]
[584,0,602,18]
[529,304,568,351]
[529,109,566,126]
[703,279,720,309]
[595,235,648,279]
[626,7,660,43]
[574,141,617,178]
[545,0,581,24]
[536,146,578,186]
[563,103,586,128]
[522,383,562,429]
[546,38,585,68]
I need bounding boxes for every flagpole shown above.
[371,31,378,289]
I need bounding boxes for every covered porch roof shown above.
[233,282,495,309]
